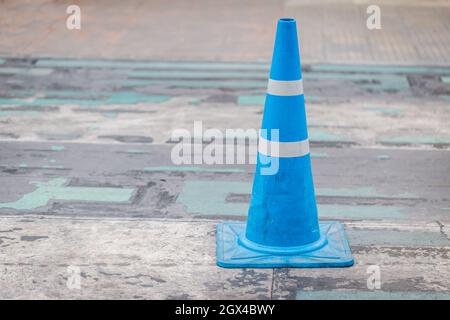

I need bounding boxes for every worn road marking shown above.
[311,64,450,75]
[309,130,354,143]
[177,181,249,216]
[35,59,270,71]
[0,67,53,76]
[0,178,134,210]
[0,94,169,107]
[129,69,268,79]
[144,166,245,173]
[177,181,408,219]
[50,145,65,152]
[0,110,42,117]
[380,136,450,145]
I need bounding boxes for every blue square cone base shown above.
[216,221,354,268]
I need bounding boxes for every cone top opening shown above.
[270,17,301,81]
[279,18,295,23]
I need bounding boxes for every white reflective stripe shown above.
[267,79,303,96]
[258,136,310,158]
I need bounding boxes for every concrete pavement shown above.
[1,0,450,64]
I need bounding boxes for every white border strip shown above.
[258,136,310,158]
[267,79,303,96]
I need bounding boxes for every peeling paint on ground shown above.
[0,178,134,210]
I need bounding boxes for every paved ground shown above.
[1,0,450,299]
[1,0,450,64]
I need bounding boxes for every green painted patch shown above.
[188,98,202,106]
[311,152,329,158]
[309,130,353,143]
[0,110,42,117]
[36,90,106,99]
[0,97,102,107]
[5,79,23,85]
[306,96,323,103]
[0,67,53,76]
[0,68,26,75]
[126,149,147,154]
[380,136,450,145]
[441,76,450,83]
[0,92,168,108]
[145,166,244,173]
[27,68,54,76]
[296,290,450,300]
[177,181,407,219]
[50,145,65,152]
[116,79,267,89]
[106,92,170,104]
[36,59,270,71]
[6,89,107,100]
[0,164,67,170]
[318,204,405,219]
[0,164,67,171]
[177,180,249,216]
[0,59,5,65]
[40,165,65,170]
[377,155,391,160]
[129,69,268,79]
[238,95,265,106]
[311,64,450,75]
[0,178,134,210]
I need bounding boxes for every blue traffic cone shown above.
[216,18,354,268]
